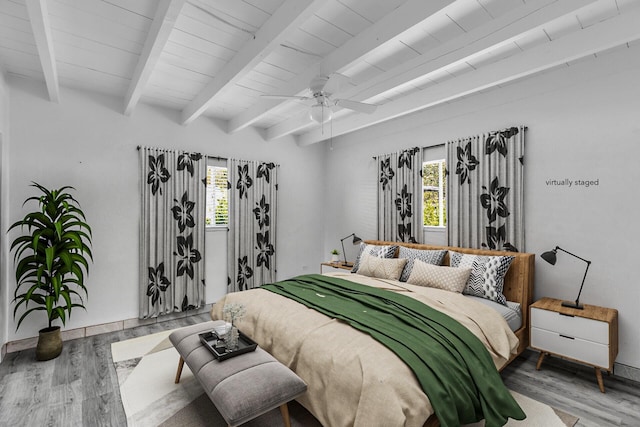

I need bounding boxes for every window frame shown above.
[422,159,447,229]
[205,162,229,231]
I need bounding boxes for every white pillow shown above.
[407,259,471,293]
[398,246,447,282]
[351,243,398,273]
[356,253,407,281]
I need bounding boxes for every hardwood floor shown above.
[1,314,638,426]
[0,314,211,427]
[501,351,640,427]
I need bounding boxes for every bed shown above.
[210,240,534,427]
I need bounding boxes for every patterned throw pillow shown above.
[356,254,407,281]
[397,247,447,282]
[406,259,471,293]
[449,251,514,305]
[351,243,398,273]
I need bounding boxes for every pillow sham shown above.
[356,253,407,281]
[397,246,447,282]
[351,243,398,273]
[449,251,514,305]
[406,259,471,293]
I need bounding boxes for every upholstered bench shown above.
[169,321,307,427]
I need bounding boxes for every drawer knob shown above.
[559,313,575,318]
[559,334,575,340]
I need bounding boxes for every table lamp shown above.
[340,233,362,266]
[540,246,591,309]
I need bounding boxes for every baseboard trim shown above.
[4,304,212,354]
[614,362,640,383]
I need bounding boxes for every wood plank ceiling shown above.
[1,0,639,146]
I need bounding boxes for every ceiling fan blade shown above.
[334,98,377,114]
[261,94,312,101]
[323,73,350,94]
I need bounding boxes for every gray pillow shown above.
[449,251,514,305]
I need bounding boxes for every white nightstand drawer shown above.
[531,307,609,344]
[531,327,609,368]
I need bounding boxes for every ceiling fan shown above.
[262,74,377,124]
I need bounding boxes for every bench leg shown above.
[175,356,184,384]
[280,403,291,427]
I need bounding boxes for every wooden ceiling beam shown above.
[25,0,59,103]
[297,7,640,146]
[227,0,456,134]
[266,0,592,141]
[179,0,325,126]
[124,0,186,116]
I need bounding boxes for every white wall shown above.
[0,69,8,357]
[4,76,325,342]
[323,44,640,370]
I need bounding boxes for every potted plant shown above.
[8,182,93,361]
[331,249,340,263]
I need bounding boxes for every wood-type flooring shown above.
[0,313,638,426]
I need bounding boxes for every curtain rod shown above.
[136,146,227,161]
[136,147,278,166]
[372,144,442,160]
[370,126,528,160]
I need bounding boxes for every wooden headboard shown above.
[364,240,535,359]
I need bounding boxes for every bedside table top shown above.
[531,297,617,323]
[321,262,353,271]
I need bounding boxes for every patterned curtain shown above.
[376,147,423,243]
[139,147,206,318]
[227,159,278,292]
[446,126,526,252]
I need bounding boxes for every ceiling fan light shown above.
[310,104,332,123]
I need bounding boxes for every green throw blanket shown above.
[262,274,525,427]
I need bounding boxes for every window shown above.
[423,160,446,227]
[206,165,228,227]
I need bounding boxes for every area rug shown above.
[111,330,579,427]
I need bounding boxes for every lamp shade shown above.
[310,103,332,123]
[352,234,362,245]
[540,249,557,265]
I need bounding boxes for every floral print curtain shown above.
[227,159,278,292]
[376,147,423,243]
[446,126,526,252]
[139,147,206,318]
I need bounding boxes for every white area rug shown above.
[111,329,578,427]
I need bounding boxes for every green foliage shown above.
[423,161,447,227]
[422,163,440,187]
[8,183,93,330]
[206,165,229,226]
[423,191,439,226]
[215,196,228,225]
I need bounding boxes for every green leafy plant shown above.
[331,249,339,255]
[8,183,93,330]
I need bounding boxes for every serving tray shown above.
[198,329,257,361]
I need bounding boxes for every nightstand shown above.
[320,262,353,273]
[530,297,618,392]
